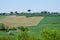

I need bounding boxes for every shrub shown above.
[9,27,17,31]
[18,26,29,32]
[18,32,40,40]
[0,23,6,31]
[18,32,29,40]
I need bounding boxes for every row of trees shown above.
[0,9,60,16]
[0,9,31,15]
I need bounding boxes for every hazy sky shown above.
[0,0,60,13]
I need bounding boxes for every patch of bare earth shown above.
[0,16,44,28]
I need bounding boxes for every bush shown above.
[18,32,29,40]
[0,23,6,30]
[18,26,29,32]
[9,27,17,31]
[18,32,40,40]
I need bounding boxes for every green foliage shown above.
[18,32,40,40]
[40,29,60,40]
[18,26,29,32]
[18,32,29,40]
[0,36,17,40]
[0,23,6,30]
[9,27,17,30]
[28,35,40,40]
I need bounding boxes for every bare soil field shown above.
[0,16,44,28]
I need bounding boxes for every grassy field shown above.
[29,16,60,36]
[0,15,6,19]
[0,16,60,37]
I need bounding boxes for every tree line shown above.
[0,9,60,16]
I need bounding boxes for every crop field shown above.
[0,16,44,28]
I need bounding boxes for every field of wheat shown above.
[0,16,44,28]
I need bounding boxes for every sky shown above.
[0,0,60,13]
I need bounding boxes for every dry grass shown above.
[0,16,44,28]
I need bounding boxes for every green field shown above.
[0,16,6,19]
[29,16,60,36]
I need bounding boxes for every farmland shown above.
[0,16,60,33]
[0,15,60,40]
[29,16,60,36]
[0,16,44,29]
